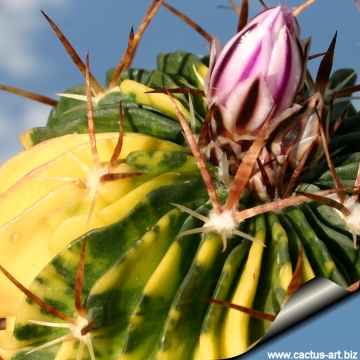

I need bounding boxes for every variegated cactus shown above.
[0,1,359,359]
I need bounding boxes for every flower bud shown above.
[205,5,310,142]
[270,92,324,170]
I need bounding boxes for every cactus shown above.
[0,1,359,359]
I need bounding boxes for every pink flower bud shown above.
[205,5,310,141]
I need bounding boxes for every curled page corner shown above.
[240,277,360,357]
[235,278,360,359]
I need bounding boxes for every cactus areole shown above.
[0,1,360,360]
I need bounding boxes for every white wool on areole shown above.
[327,193,360,246]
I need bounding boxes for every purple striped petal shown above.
[217,74,274,139]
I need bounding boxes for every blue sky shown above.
[1,0,360,164]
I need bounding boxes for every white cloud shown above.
[0,100,51,165]
[0,0,71,165]
[0,0,69,76]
